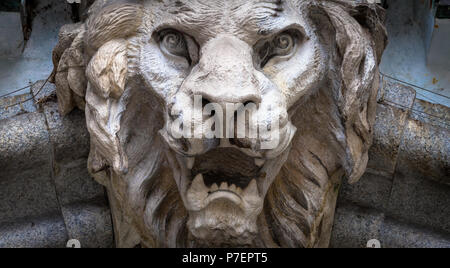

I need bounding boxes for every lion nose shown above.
[200,94,260,112]
[193,34,262,110]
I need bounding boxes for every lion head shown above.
[52,0,386,248]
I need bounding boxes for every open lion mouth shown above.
[192,147,263,190]
[159,117,297,212]
[183,146,267,211]
[159,118,297,242]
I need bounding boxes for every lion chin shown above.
[162,137,295,246]
[160,98,297,245]
[188,198,259,247]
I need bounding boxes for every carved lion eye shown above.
[255,30,300,68]
[159,29,191,63]
[273,33,294,54]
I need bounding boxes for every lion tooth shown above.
[211,183,219,191]
[220,182,228,190]
[229,184,237,192]
[237,187,243,194]
[254,158,265,167]
[244,179,259,196]
[191,173,207,191]
[186,157,195,169]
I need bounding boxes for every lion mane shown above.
[52,0,386,248]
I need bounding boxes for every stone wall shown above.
[330,76,450,248]
[0,78,448,248]
[0,81,113,248]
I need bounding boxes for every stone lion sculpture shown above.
[51,0,386,248]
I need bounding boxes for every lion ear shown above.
[325,2,387,183]
[52,2,143,116]
[51,23,88,115]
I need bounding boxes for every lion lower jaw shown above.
[186,173,263,211]
[187,198,260,247]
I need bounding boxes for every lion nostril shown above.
[244,100,256,107]
[202,97,211,108]
[202,97,215,116]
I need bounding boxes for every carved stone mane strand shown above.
[261,0,386,248]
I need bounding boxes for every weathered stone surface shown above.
[396,118,450,186]
[368,78,416,176]
[340,172,393,212]
[0,11,24,58]
[61,198,114,248]
[378,78,416,110]
[0,215,68,248]
[0,112,51,173]
[0,167,60,224]
[330,202,384,248]
[387,172,450,234]
[379,218,450,248]
[333,95,450,248]
[367,103,410,176]
[331,202,450,248]
[0,93,37,121]
[0,97,113,248]
[51,23,84,83]
[42,100,112,248]
[54,158,106,206]
[331,200,450,248]
[31,80,57,104]
[43,101,89,164]
[410,98,450,130]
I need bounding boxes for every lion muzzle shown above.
[158,35,296,245]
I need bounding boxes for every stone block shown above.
[54,158,106,206]
[43,101,90,164]
[31,80,57,104]
[367,103,409,175]
[0,112,51,174]
[0,93,37,121]
[387,171,450,234]
[331,202,450,248]
[0,167,60,224]
[61,198,114,248]
[378,78,416,110]
[379,218,450,248]
[396,118,450,186]
[330,202,384,248]
[0,214,68,248]
[368,79,417,176]
[340,172,393,211]
[0,11,24,58]
[410,99,450,130]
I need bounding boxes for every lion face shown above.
[137,1,329,245]
[53,0,386,247]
